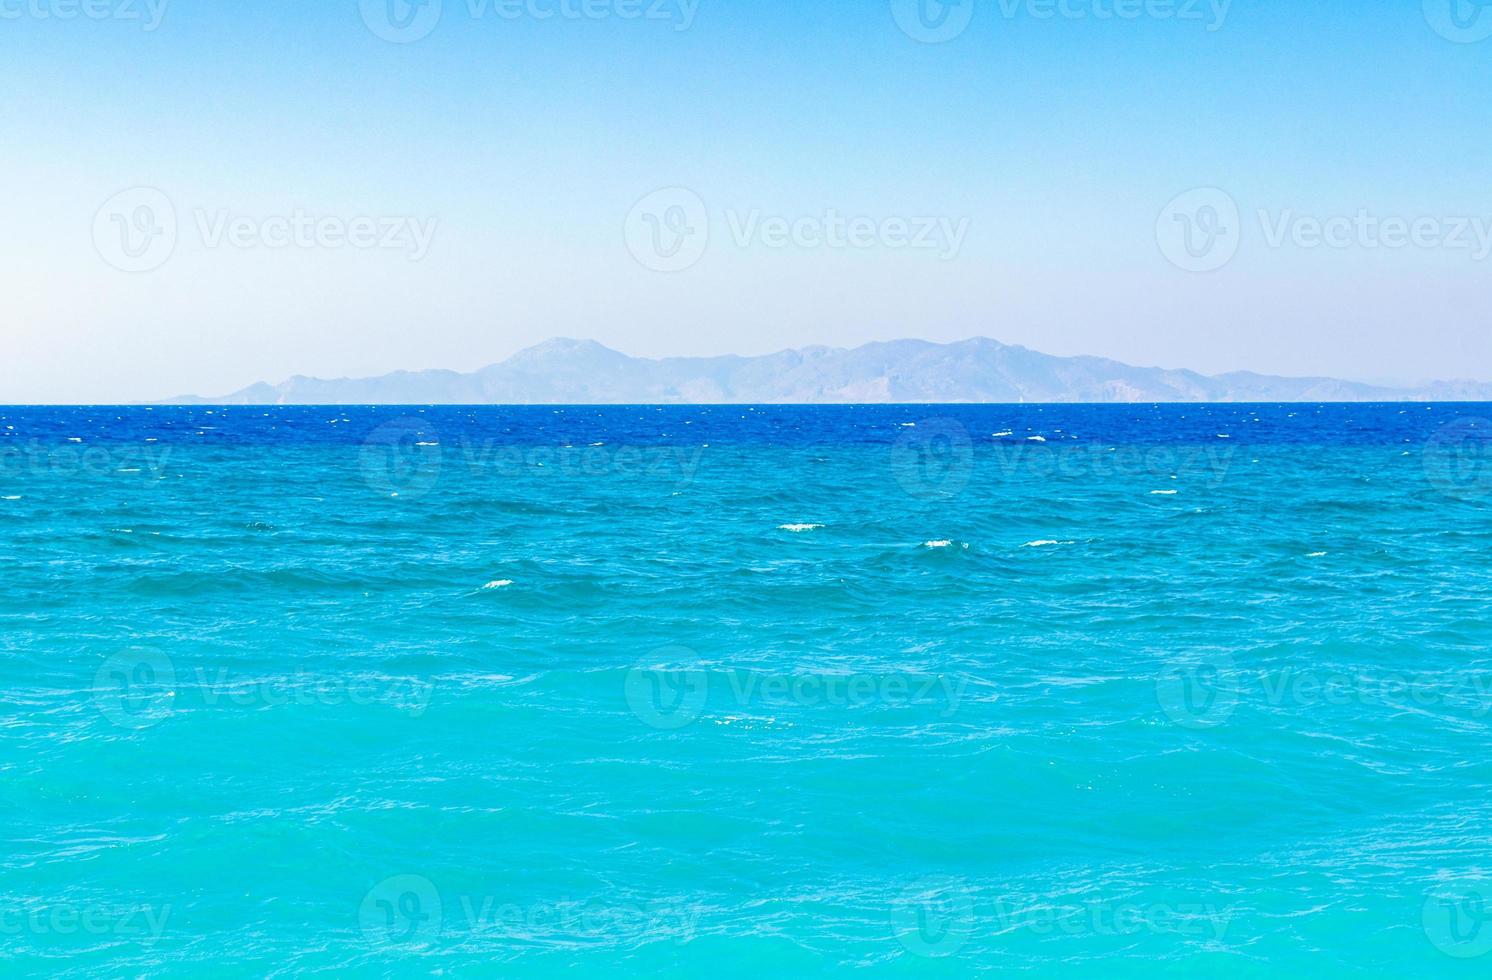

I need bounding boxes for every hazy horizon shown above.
[113,334,1492,406]
[6,1,1492,401]
[13,335,1492,406]
[166,335,1492,403]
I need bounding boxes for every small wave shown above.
[777,523,823,533]
[1022,540,1074,548]
[1306,551,1327,558]
[482,580,514,589]
[923,540,968,549]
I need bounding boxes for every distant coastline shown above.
[165,337,1492,405]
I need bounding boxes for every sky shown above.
[2,0,1491,402]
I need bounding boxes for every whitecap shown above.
[1022,539,1074,548]
[1027,435,1046,442]
[993,430,1013,437]
[482,580,514,589]
[1306,552,1327,558]
[1150,490,1178,495]
[777,523,823,532]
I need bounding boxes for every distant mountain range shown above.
[167,338,1492,404]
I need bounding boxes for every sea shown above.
[4,403,1492,976]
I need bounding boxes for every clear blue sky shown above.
[3,0,1490,400]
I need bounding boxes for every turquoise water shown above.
[5,404,1492,976]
